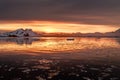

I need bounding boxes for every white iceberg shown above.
[0,28,39,37]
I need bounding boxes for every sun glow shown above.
[43,28,56,33]
[0,20,118,33]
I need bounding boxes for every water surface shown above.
[0,37,120,80]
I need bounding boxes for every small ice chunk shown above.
[36,76,45,80]
[76,65,85,68]
[104,68,112,72]
[111,65,117,68]
[101,73,110,77]
[83,77,91,80]
[8,67,14,71]
[22,69,31,73]
[110,77,119,80]
[90,68,99,71]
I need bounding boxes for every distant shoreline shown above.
[0,28,120,37]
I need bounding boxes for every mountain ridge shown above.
[0,28,120,37]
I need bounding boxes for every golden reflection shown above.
[0,37,120,54]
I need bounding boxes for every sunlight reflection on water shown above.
[0,37,120,53]
[0,37,120,61]
[0,37,120,80]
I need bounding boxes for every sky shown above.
[0,0,120,33]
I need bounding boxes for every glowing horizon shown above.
[0,21,119,33]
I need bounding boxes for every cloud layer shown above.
[0,0,120,26]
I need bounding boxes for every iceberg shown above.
[0,28,39,37]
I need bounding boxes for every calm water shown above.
[0,37,120,80]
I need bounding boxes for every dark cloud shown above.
[0,0,120,26]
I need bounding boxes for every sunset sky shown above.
[0,0,120,33]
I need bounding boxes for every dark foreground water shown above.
[0,37,120,80]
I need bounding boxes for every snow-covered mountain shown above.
[115,28,120,33]
[113,28,120,37]
[0,29,39,37]
[0,28,120,37]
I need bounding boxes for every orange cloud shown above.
[0,21,118,33]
